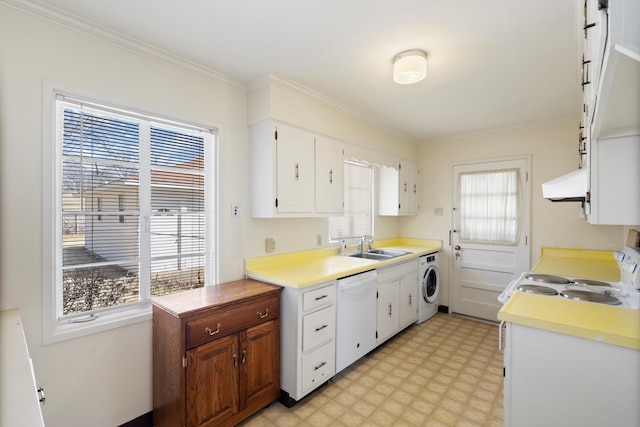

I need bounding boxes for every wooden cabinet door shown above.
[275,124,315,214]
[186,334,239,427]
[239,320,280,410]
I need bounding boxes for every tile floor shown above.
[240,313,504,427]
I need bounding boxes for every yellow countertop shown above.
[245,238,442,288]
[498,247,640,350]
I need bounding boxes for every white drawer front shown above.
[302,283,336,312]
[301,341,335,394]
[302,305,335,352]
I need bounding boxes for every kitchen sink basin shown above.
[348,249,411,261]
[365,249,411,257]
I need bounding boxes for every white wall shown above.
[401,122,626,307]
[0,5,416,426]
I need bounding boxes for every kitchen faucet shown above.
[358,235,374,253]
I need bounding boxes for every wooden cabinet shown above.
[376,259,419,344]
[378,160,419,216]
[250,120,344,218]
[152,279,282,427]
[279,280,336,406]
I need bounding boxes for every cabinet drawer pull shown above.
[388,303,392,316]
[205,323,222,335]
[257,308,269,319]
[314,361,327,371]
[329,169,333,184]
[315,294,328,301]
[315,324,328,332]
[295,163,299,180]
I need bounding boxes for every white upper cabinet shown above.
[315,136,344,215]
[590,0,640,138]
[250,120,344,218]
[583,0,640,224]
[378,160,419,216]
[276,124,315,214]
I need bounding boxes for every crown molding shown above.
[250,73,419,143]
[4,0,418,142]
[1,0,247,92]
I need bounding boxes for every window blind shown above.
[57,99,213,317]
[329,160,372,240]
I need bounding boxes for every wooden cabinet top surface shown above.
[152,279,282,317]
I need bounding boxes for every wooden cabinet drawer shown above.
[186,295,279,349]
[301,341,335,394]
[302,306,335,352]
[302,283,336,312]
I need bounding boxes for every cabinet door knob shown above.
[205,323,222,335]
[257,308,269,319]
[242,350,247,364]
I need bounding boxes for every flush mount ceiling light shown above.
[393,50,427,84]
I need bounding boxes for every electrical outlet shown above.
[231,204,240,218]
[434,207,444,216]
[317,234,322,246]
[265,237,275,253]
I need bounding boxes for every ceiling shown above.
[13,0,582,142]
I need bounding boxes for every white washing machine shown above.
[416,252,440,324]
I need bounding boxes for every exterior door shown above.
[451,157,530,321]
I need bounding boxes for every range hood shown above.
[541,168,588,202]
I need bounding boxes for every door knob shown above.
[454,245,461,250]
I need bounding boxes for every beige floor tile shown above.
[239,314,503,427]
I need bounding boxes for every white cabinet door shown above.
[398,270,419,328]
[378,160,419,216]
[405,161,419,214]
[276,125,315,214]
[376,280,399,344]
[315,136,344,214]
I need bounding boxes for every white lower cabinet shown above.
[301,341,335,393]
[503,322,640,427]
[376,259,419,344]
[280,281,336,406]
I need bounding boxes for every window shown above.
[457,169,522,245]
[329,160,373,240]
[43,91,216,342]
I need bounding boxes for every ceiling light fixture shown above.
[393,50,427,84]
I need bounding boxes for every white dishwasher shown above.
[335,269,378,373]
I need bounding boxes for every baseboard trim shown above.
[118,411,152,427]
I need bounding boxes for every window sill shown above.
[43,303,152,346]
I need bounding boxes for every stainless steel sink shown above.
[348,249,411,261]
[365,249,410,257]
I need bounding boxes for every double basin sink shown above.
[348,249,411,261]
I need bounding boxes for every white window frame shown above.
[42,81,219,344]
